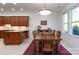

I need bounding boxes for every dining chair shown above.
[52,30,55,38]
[32,30,37,38]
[42,39,54,54]
[55,31,61,38]
[55,31,61,54]
[41,33,54,55]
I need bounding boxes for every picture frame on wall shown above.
[41,21,47,25]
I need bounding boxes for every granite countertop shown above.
[5,29,29,32]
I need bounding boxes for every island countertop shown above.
[4,29,29,32]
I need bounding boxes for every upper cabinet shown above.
[0,16,4,26]
[18,16,29,26]
[11,16,19,26]
[4,16,10,24]
[11,16,29,26]
[9,16,15,26]
[1,16,29,26]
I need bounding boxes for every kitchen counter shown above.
[5,29,29,32]
[0,26,29,45]
[4,30,29,45]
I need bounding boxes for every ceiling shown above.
[0,3,72,12]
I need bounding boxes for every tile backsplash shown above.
[0,26,29,31]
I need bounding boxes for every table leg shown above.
[36,40,39,55]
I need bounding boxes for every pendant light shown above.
[39,3,52,16]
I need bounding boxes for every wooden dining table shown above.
[33,34,62,55]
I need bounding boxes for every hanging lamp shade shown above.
[39,3,52,16]
[39,9,52,15]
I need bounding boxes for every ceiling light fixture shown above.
[20,8,23,11]
[39,3,52,16]
[2,3,6,5]
[11,8,15,11]
[13,3,17,5]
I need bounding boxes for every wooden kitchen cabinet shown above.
[4,31,23,45]
[0,16,4,26]
[14,16,20,26]
[18,16,29,26]
[9,16,15,26]
[4,16,10,24]
[0,30,4,38]
[2,16,29,26]
[4,31,29,45]
[25,30,29,38]
[23,30,29,38]
[10,16,29,26]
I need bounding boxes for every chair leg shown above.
[52,51,54,55]
[42,50,43,55]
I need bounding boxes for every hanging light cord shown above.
[43,3,46,10]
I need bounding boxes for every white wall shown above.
[1,4,79,54]
[0,11,59,38]
[58,4,79,54]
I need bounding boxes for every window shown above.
[63,13,68,33]
[71,7,79,36]
[62,6,79,36]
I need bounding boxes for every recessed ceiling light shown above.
[13,3,17,5]
[11,8,15,11]
[0,8,4,11]
[20,8,23,11]
[2,3,6,5]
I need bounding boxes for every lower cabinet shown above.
[0,30,4,38]
[4,31,29,45]
[23,30,29,38]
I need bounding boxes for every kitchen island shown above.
[4,30,29,45]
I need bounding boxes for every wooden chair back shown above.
[41,32,54,54]
[32,30,37,38]
[56,31,61,38]
[52,30,55,38]
[54,31,61,54]
[42,39,54,54]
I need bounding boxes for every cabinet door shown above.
[18,16,23,26]
[8,16,19,26]
[5,16,14,26]
[24,16,29,26]
[0,30,4,37]
[3,16,7,24]
[14,16,19,26]
[4,32,22,44]
[0,16,4,26]
[4,32,10,44]
[4,16,10,24]
[1,16,29,26]
[19,16,29,26]
[9,16,15,26]
[25,31,29,38]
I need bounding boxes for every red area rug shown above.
[23,40,71,55]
